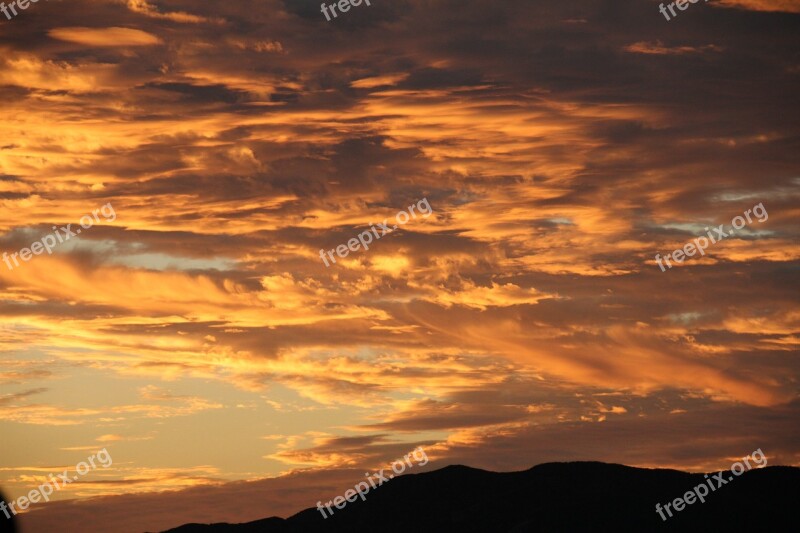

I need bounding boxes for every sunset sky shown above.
[1,0,799,531]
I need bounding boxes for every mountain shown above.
[0,491,16,533]
[160,462,798,532]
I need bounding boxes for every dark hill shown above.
[161,461,799,532]
[0,491,17,533]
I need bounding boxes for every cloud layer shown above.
[0,0,798,531]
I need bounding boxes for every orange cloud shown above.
[48,27,163,47]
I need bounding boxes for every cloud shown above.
[0,387,48,406]
[624,41,724,55]
[125,0,220,24]
[718,0,800,13]
[48,27,163,47]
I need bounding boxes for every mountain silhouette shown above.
[0,491,17,533]
[160,462,798,532]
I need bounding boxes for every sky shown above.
[0,0,799,531]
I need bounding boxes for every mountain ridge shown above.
[159,461,799,532]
